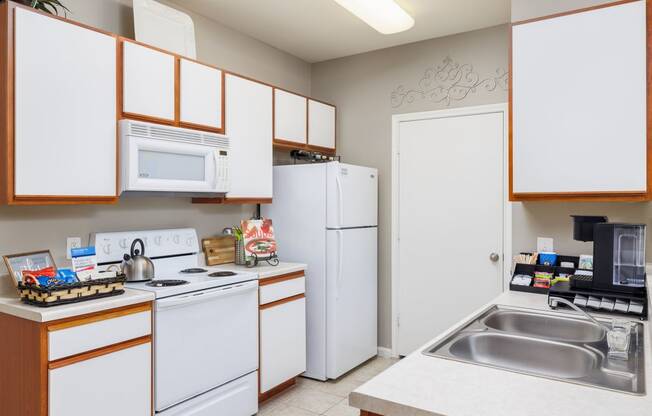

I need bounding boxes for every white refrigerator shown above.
[262,162,378,380]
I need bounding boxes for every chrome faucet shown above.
[549,296,633,360]
[549,296,611,331]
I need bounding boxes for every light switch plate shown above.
[66,237,82,260]
[537,237,554,253]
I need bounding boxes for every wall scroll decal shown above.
[391,56,508,108]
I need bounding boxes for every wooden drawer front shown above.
[48,310,151,361]
[260,276,305,305]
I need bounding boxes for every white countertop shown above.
[0,275,155,323]
[350,290,652,416]
[0,261,305,323]
[202,261,307,280]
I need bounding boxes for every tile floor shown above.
[257,356,399,416]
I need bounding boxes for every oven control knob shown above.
[103,244,111,255]
[173,235,180,244]
[154,236,162,246]
[118,238,127,249]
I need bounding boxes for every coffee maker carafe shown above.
[593,223,646,294]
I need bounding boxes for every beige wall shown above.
[0,0,311,273]
[311,25,510,349]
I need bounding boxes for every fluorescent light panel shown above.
[333,0,415,34]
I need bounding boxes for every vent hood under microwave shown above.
[120,120,230,195]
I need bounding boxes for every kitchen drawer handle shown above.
[156,281,257,311]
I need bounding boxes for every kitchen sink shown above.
[484,309,606,343]
[423,305,646,395]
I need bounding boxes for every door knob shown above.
[489,253,500,262]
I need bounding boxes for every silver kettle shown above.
[121,238,155,282]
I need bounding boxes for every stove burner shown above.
[208,271,237,277]
[146,280,189,287]
[180,268,208,274]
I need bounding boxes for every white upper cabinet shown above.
[511,1,647,197]
[308,100,336,150]
[122,41,176,122]
[14,7,117,198]
[274,89,307,144]
[179,59,223,131]
[226,74,273,199]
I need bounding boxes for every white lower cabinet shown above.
[49,342,152,416]
[260,296,307,393]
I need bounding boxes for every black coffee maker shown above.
[572,215,647,295]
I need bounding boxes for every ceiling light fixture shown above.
[333,0,415,35]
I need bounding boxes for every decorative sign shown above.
[241,219,277,260]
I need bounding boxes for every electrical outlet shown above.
[66,237,82,260]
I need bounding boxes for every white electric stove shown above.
[90,229,259,416]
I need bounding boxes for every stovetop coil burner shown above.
[180,268,208,274]
[208,271,237,277]
[146,280,189,287]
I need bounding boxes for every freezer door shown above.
[327,163,378,229]
[326,227,378,379]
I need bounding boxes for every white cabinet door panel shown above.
[274,89,307,144]
[14,8,117,197]
[226,74,273,198]
[260,298,307,393]
[308,100,335,149]
[49,343,151,416]
[512,1,647,193]
[180,59,223,130]
[123,41,176,121]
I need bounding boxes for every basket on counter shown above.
[17,275,127,307]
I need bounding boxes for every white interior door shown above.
[394,106,506,357]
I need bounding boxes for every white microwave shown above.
[120,120,229,194]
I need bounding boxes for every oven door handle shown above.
[155,280,258,311]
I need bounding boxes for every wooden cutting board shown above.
[202,236,235,265]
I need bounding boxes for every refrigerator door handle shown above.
[337,230,344,297]
[335,174,344,227]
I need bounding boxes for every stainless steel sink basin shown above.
[483,309,606,343]
[423,306,645,395]
[449,332,598,379]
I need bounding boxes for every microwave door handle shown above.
[212,151,219,190]
[156,281,257,311]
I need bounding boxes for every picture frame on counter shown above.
[3,250,57,287]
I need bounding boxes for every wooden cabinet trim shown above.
[360,411,383,416]
[259,271,305,286]
[1,3,334,206]
[120,38,177,124]
[259,293,305,310]
[191,197,272,204]
[258,376,296,402]
[508,0,651,202]
[511,0,640,26]
[178,59,225,134]
[307,99,336,151]
[48,335,151,370]
[47,302,151,332]
[2,3,120,205]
